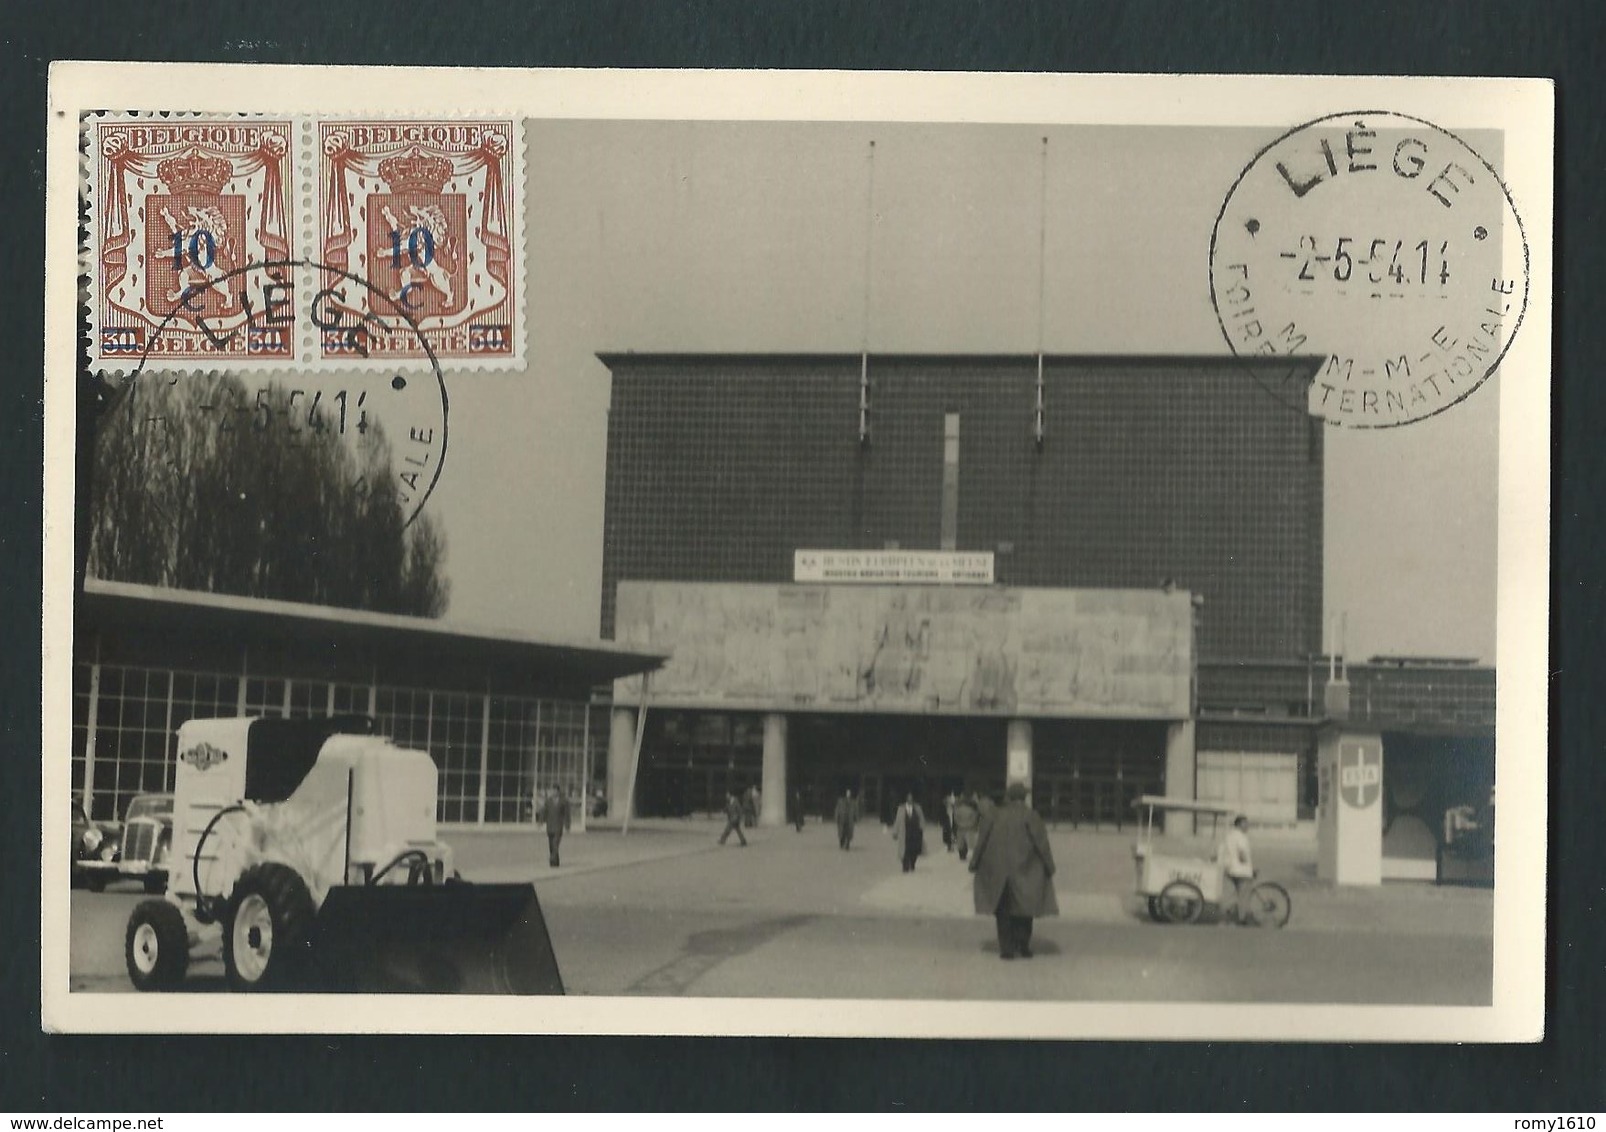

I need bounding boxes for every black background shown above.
[2,0,1600,1112]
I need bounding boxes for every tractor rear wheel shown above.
[125,899,188,991]
[223,863,316,992]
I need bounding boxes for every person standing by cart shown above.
[969,781,1058,960]
[1221,814,1255,922]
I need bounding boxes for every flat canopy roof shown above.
[1133,794,1238,815]
[78,578,667,687]
[597,351,1327,374]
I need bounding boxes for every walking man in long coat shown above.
[833,787,859,850]
[890,793,927,873]
[538,785,572,868]
[969,781,1058,959]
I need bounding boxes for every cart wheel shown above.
[1145,896,1166,923]
[1158,881,1204,925]
[1245,881,1292,928]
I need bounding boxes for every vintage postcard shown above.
[43,65,1552,1039]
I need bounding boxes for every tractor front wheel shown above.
[223,863,316,992]
[125,899,188,991]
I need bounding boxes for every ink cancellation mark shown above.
[114,259,450,526]
[1209,111,1529,428]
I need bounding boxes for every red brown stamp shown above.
[89,117,299,371]
[316,119,522,368]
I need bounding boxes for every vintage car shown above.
[70,796,121,891]
[117,792,175,894]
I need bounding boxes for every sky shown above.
[421,119,1499,664]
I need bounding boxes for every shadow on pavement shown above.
[626,913,818,995]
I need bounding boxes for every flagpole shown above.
[1034,136,1048,447]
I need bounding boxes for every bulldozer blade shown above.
[303,883,565,995]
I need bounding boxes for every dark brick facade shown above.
[1198,659,1496,734]
[600,353,1323,660]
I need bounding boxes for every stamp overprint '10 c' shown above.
[316,120,520,367]
[91,118,299,368]
[87,115,524,374]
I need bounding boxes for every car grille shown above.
[123,822,156,864]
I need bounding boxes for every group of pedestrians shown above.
[709,777,1062,963]
[571,778,1257,963]
[876,784,1058,959]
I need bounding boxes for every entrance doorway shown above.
[635,710,763,817]
[1031,719,1167,830]
[789,714,1005,825]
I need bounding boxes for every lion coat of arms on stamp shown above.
[90,117,298,371]
[316,119,522,368]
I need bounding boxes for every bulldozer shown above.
[123,716,564,994]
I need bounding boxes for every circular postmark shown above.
[112,258,449,526]
[1210,111,1529,428]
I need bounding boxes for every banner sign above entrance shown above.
[794,550,994,585]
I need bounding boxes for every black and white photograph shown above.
[42,66,1551,1040]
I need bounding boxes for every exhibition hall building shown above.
[598,353,1495,880]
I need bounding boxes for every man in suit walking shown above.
[833,788,859,850]
[890,793,927,873]
[538,785,572,868]
[718,790,749,847]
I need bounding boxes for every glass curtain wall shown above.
[72,660,595,826]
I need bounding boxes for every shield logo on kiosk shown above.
[1338,743,1382,809]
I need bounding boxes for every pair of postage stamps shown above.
[88,116,522,372]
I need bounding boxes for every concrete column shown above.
[1163,720,1196,834]
[608,707,638,822]
[1005,719,1033,789]
[1316,725,1384,886]
[761,713,787,827]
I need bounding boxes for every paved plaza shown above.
[69,817,1492,1002]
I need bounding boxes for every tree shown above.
[87,374,450,617]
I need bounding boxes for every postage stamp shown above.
[314,119,523,369]
[1209,111,1529,428]
[88,116,300,371]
